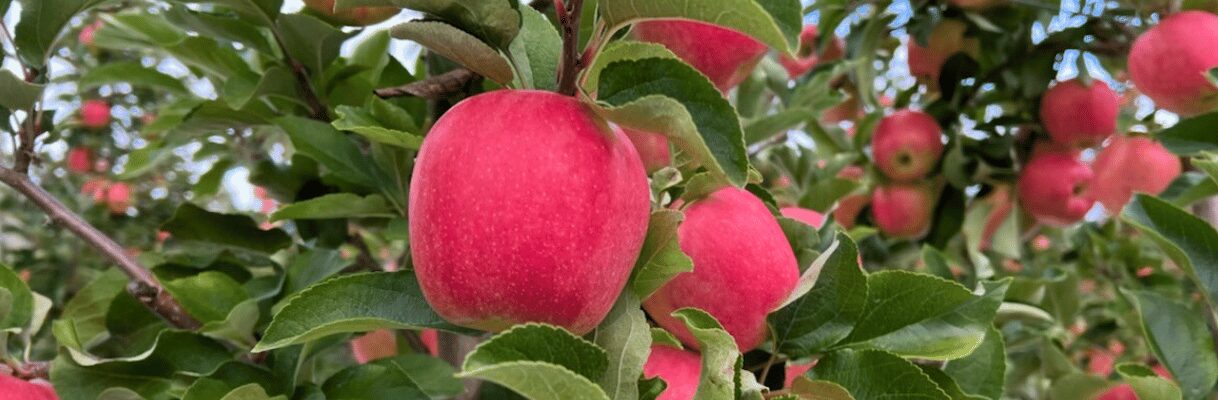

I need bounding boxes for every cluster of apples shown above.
[868,110,945,238]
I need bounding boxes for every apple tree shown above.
[0,0,1216,399]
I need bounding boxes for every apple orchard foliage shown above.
[4,0,1218,399]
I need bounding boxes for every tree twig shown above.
[374,69,480,100]
[0,167,200,329]
[271,32,330,121]
[554,0,585,96]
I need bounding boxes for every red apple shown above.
[105,182,132,214]
[1128,11,1218,116]
[78,20,102,47]
[871,110,944,181]
[0,374,57,400]
[351,329,398,364]
[645,187,798,351]
[621,127,672,173]
[633,21,768,92]
[80,100,111,129]
[907,19,977,85]
[784,362,815,388]
[66,148,93,174]
[302,0,399,26]
[643,345,701,400]
[1040,79,1119,147]
[1018,150,1095,226]
[1097,384,1137,400]
[779,25,845,79]
[1090,136,1180,214]
[81,179,108,203]
[979,186,1014,251]
[410,90,649,335]
[780,206,825,228]
[871,183,936,239]
[834,194,870,229]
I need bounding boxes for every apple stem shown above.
[554,0,584,96]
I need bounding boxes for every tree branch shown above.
[271,32,330,122]
[374,69,480,100]
[0,167,200,329]
[554,0,585,96]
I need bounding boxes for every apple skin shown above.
[950,0,1005,9]
[979,186,1014,251]
[645,187,799,351]
[643,345,701,400]
[871,110,944,181]
[351,329,398,364]
[410,90,649,335]
[80,100,111,129]
[871,183,936,239]
[78,21,101,47]
[302,0,399,26]
[1017,150,1095,227]
[1128,11,1218,116]
[633,21,768,92]
[1040,79,1119,147]
[1090,136,1181,214]
[0,374,58,400]
[66,148,93,174]
[780,206,825,228]
[784,362,814,388]
[105,182,132,214]
[779,25,845,79]
[620,127,672,173]
[907,19,977,84]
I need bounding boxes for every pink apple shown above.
[871,110,944,181]
[81,179,108,203]
[1090,135,1180,214]
[633,21,768,92]
[1018,150,1095,226]
[78,20,102,47]
[80,100,111,129]
[410,90,649,335]
[979,186,1014,251]
[780,206,825,228]
[643,345,701,400]
[302,0,399,26]
[1097,384,1137,400]
[105,182,132,214]
[66,148,93,174]
[645,187,798,351]
[0,374,57,400]
[907,19,976,85]
[1128,11,1218,116]
[620,127,672,173]
[350,329,398,364]
[834,194,870,229]
[784,362,815,388]
[779,25,845,79]
[1040,79,1119,147]
[871,183,936,239]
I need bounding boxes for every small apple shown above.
[81,179,108,203]
[620,127,672,173]
[350,329,398,364]
[779,25,845,79]
[105,182,132,214]
[1128,11,1218,116]
[832,166,868,229]
[410,90,649,335]
[907,19,978,85]
[78,20,102,48]
[0,374,57,400]
[302,0,399,27]
[1040,79,1119,147]
[1090,135,1181,214]
[871,183,936,239]
[633,21,768,92]
[642,345,701,400]
[645,187,798,351]
[80,100,111,129]
[66,148,93,174]
[871,110,944,181]
[1097,384,1137,400]
[979,186,1014,251]
[1018,150,1095,226]
[780,206,825,228]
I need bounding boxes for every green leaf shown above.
[509,6,561,91]
[592,294,652,400]
[284,248,352,295]
[0,70,44,110]
[163,5,277,54]
[1123,289,1218,400]
[390,21,515,85]
[0,264,32,333]
[223,66,303,110]
[464,324,609,382]
[50,353,174,400]
[323,355,464,399]
[163,271,250,323]
[651,328,682,349]
[630,210,694,300]
[255,271,466,352]
[54,326,231,371]
[275,115,385,189]
[1158,112,1218,155]
[919,367,986,400]
[15,0,111,67]
[597,58,749,186]
[1124,194,1218,312]
[809,349,949,400]
[175,0,282,25]
[200,299,260,347]
[839,273,1010,360]
[1117,363,1183,400]
[460,361,611,400]
[162,203,292,254]
[182,362,283,400]
[332,105,424,150]
[339,0,520,49]
[789,378,855,400]
[769,233,867,357]
[743,108,810,145]
[275,13,351,75]
[672,308,737,400]
[598,0,801,54]
[271,193,396,221]
[221,383,286,400]
[583,41,678,92]
[77,62,189,94]
[1048,373,1112,400]
[943,325,1005,400]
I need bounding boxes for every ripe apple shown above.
[779,25,845,79]
[780,206,825,228]
[620,127,672,173]
[1040,79,1119,147]
[410,90,649,335]
[834,194,870,229]
[0,374,57,400]
[871,183,936,239]
[643,345,701,400]
[302,0,399,27]
[871,110,944,181]
[1090,135,1180,214]
[784,362,815,388]
[644,187,798,351]
[78,20,102,48]
[979,185,1014,251]
[1128,11,1218,116]
[1017,150,1095,226]
[633,21,768,92]
[105,182,132,214]
[66,148,93,174]
[907,19,977,85]
[350,329,398,364]
[80,100,111,129]
[1097,384,1136,400]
